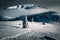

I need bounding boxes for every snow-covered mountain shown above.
[0,11,60,23]
[13,11,60,23]
[20,4,39,9]
[0,4,50,17]
[7,4,40,10]
[0,16,15,21]
[0,4,60,23]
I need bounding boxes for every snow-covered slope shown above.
[0,21,60,40]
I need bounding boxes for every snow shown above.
[0,4,50,17]
[7,6,18,9]
[28,22,56,32]
[0,21,60,40]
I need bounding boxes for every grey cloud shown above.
[0,0,60,8]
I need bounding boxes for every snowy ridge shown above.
[7,4,40,9]
[1,30,30,40]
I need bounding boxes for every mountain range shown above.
[0,4,60,23]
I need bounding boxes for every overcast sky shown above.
[0,0,60,7]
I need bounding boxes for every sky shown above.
[0,0,60,7]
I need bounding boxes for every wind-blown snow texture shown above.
[0,21,60,40]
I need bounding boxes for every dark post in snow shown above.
[17,5,19,8]
[23,16,28,28]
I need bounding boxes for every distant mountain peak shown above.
[7,4,45,9]
[0,16,15,21]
